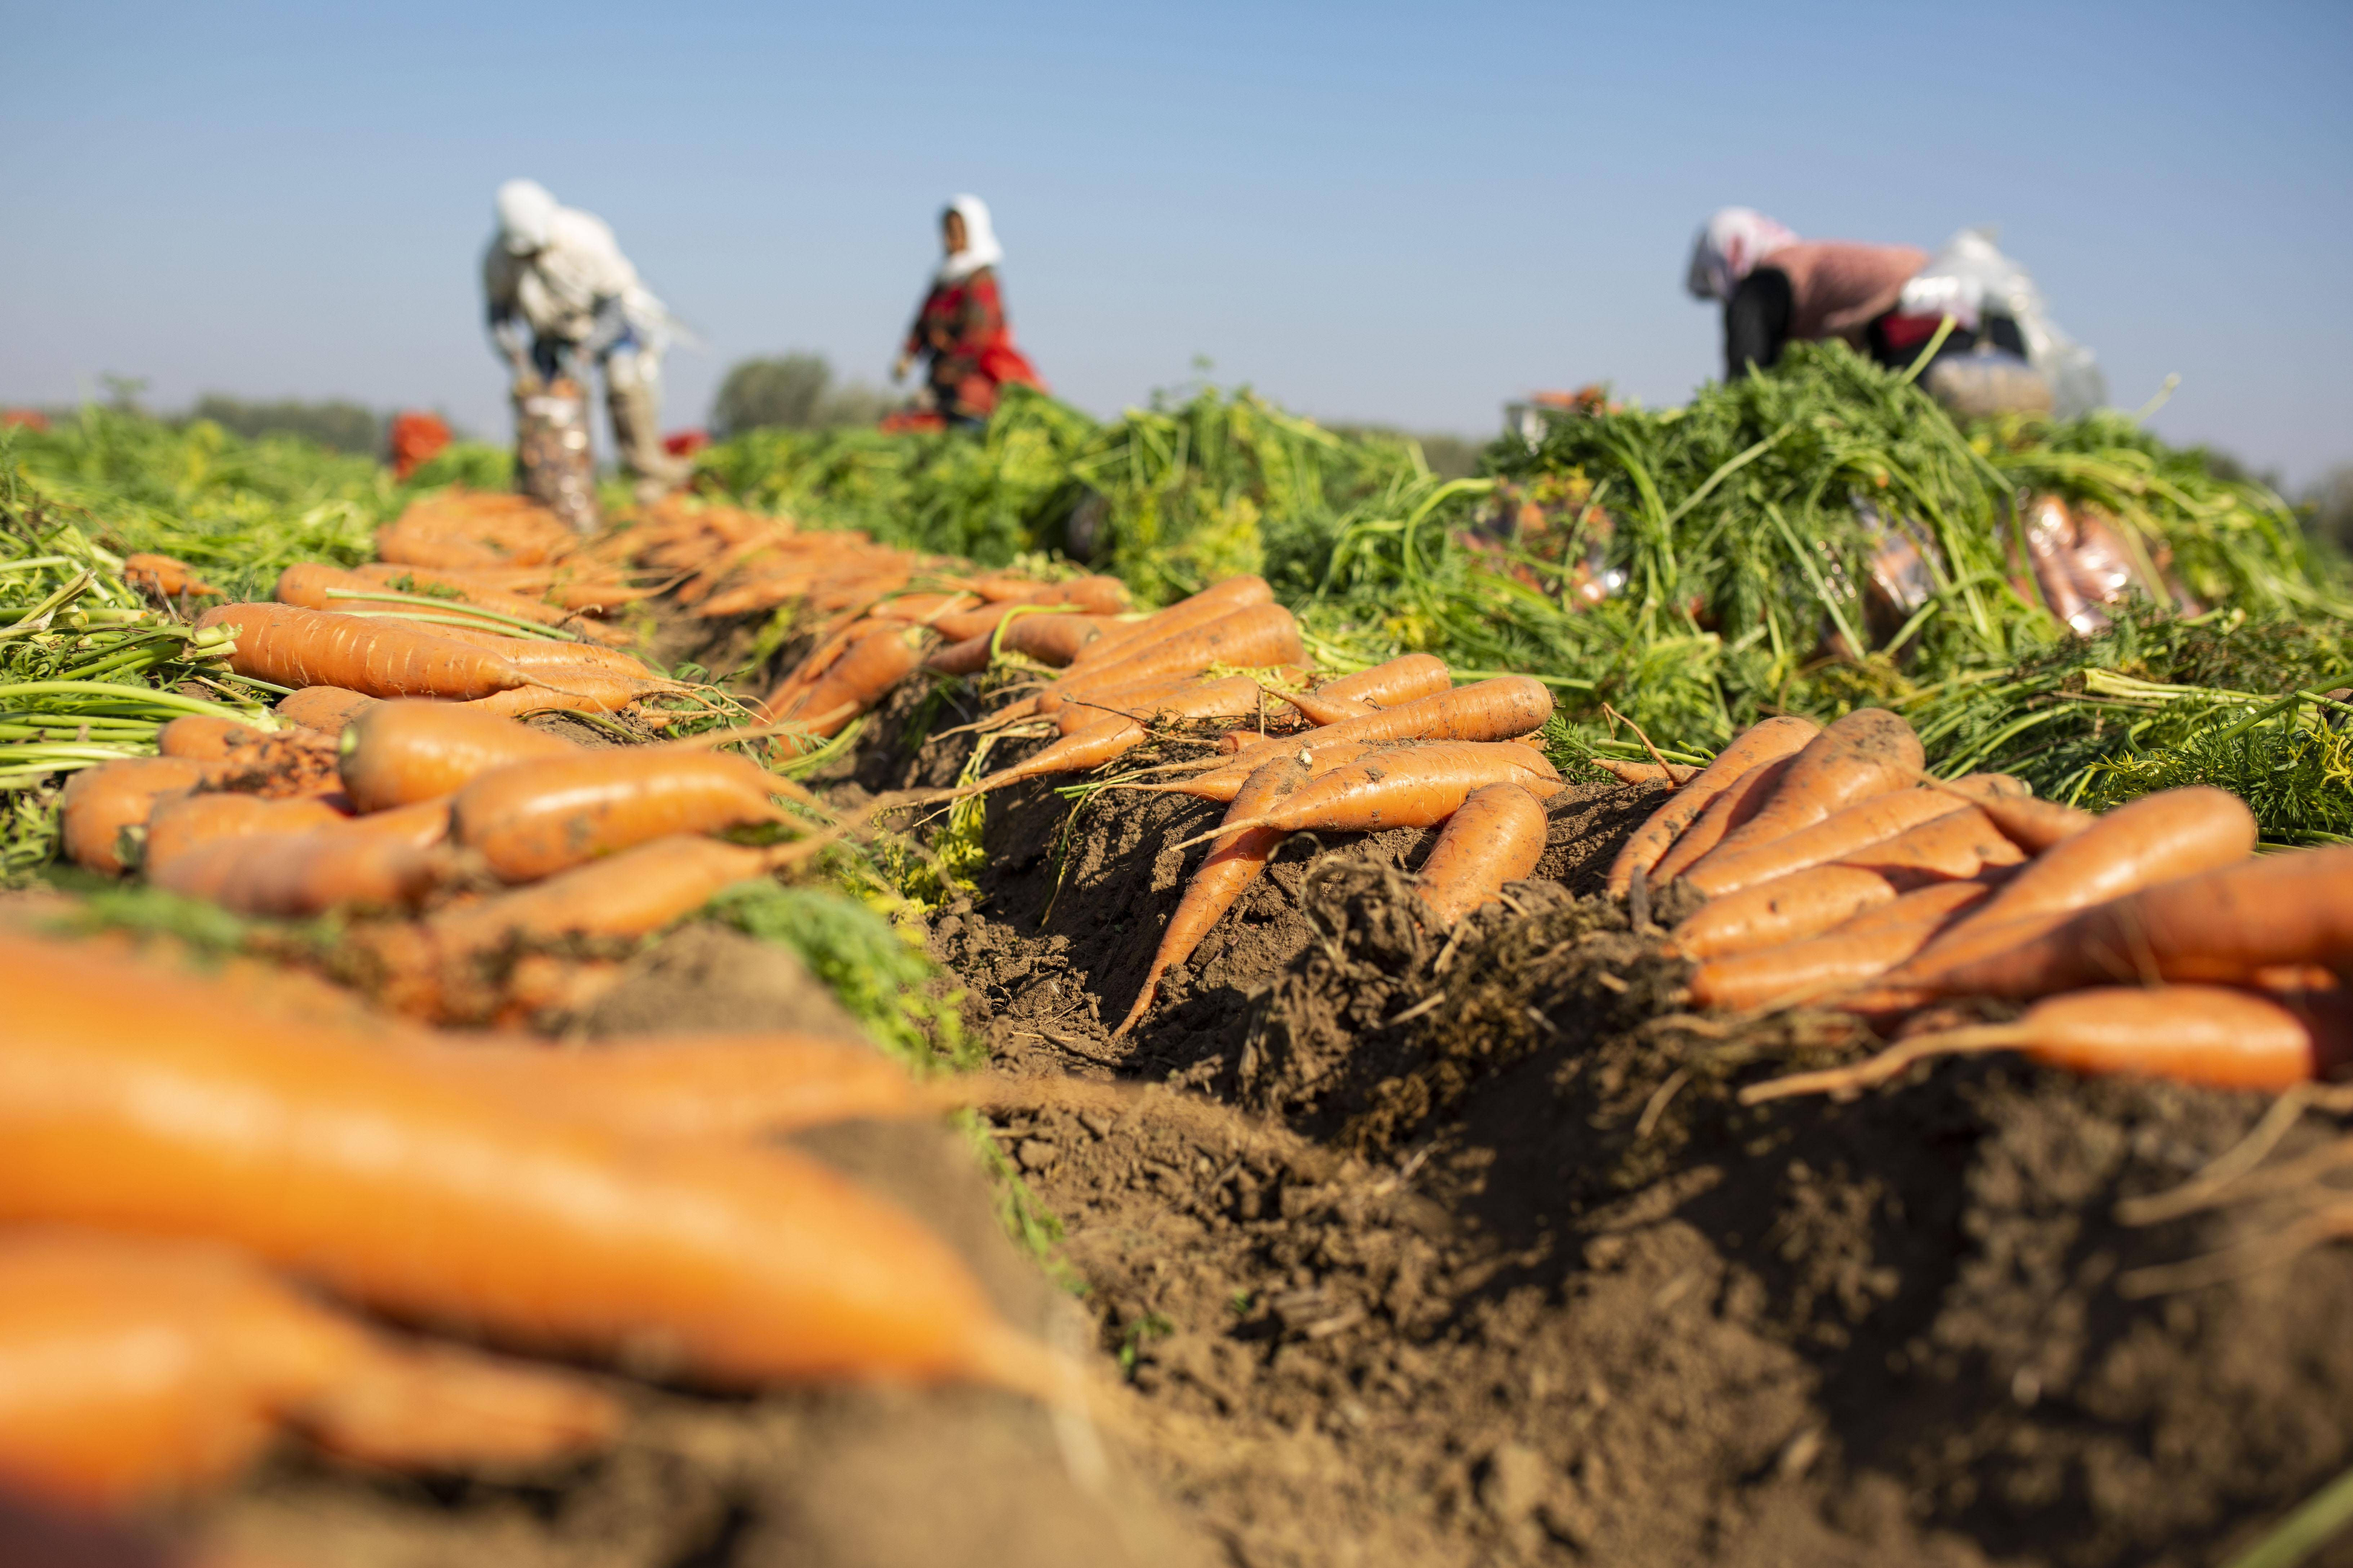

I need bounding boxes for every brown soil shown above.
[158,670,2353,1568]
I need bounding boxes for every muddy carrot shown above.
[1115,736,1381,805]
[1683,777,2021,898]
[140,792,352,873]
[122,552,219,599]
[458,671,651,717]
[1587,757,1702,787]
[1216,675,1556,780]
[1743,984,2347,1105]
[998,611,1120,666]
[1111,755,1310,1039]
[1686,877,2001,1012]
[1669,866,1900,960]
[351,563,632,644]
[275,686,379,737]
[417,835,787,961]
[196,603,530,700]
[1064,575,1272,673]
[0,931,1071,1398]
[1173,741,1563,848]
[452,750,790,882]
[157,714,275,760]
[1312,653,1455,708]
[1414,783,1548,926]
[976,676,1266,790]
[762,625,924,736]
[0,1230,617,1508]
[332,796,452,849]
[1832,805,2023,883]
[1930,783,2096,854]
[1648,755,1798,886]
[1898,843,2353,1002]
[148,830,443,917]
[924,632,995,676]
[59,757,215,874]
[337,701,578,812]
[418,624,661,682]
[1687,707,1924,865]
[1047,602,1303,702]
[1604,715,1820,896]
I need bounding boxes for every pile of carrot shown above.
[1603,708,2353,1096]
[0,924,1082,1516]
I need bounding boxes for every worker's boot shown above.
[603,353,690,505]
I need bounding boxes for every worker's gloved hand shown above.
[891,354,912,384]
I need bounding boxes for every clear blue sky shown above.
[6,1,2349,485]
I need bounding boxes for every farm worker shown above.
[1684,208,1933,381]
[482,179,692,500]
[891,195,1046,430]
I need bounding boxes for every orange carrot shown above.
[1692,707,1923,863]
[0,931,1068,1398]
[1587,757,1702,787]
[1683,779,2019,898]
[1947,787,2097,854]
[195,603,530,700]
[148,831,443,917]
[331,797,452,849]
[1046,601,1303,702]
[1687,877,2000,1011]
[1311,653,1455,708]
[274,686,379,736]
[1174,741,1563,848]
[122,552,219,599]
[1646,755,1800,887]
[978,676,1266,790]
[157,714,272,760]
[1115,735,1382,805]
[1898,844,2353,1002]
[1214,675,1556,781]
[1111,754,1309,1038]
[140,792,351,873]
[452,750,789,882]
[418,624,660,682]
[419,835,783,959]
[1670,865,1901,960]
[337,701,577,811]
[924,632,995,676]
[1414,783,1548,925]
[0,1230,617,1508]
[1604,715,1821,896]
[762,625,924,735]
[59,757,214,874]
[1744,984,2347,1104]
[457,671,651,717]
[998,611,1120,666]
[351,563,632,645]
[1832,804,2024,883]
[1063,575,1272,674]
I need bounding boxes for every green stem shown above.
[2222,1460,2353,1568]
[322,587,578,639]
[0,681,258,721]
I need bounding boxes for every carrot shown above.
[1670,866,1900,960]
[1050,676,1214,734]
[0,932,1069,1398]
[1312,653,1456,709]
[1683,777,2021,898]
[1111,754,1310,1039]
[1743,984,2346,1105]
[1604,715,1820,896]
[436,1031,934,1141]
[148,831,443,917]
[122,552,219,599]
[195,603,530,700]
[0,1230,618,1508]
[1588,757,1702,787]
[59,757,214,874]
[140,792,352,873]
[1214,675,1556,781]
[1687,877,2000,1012]
[1046,601,1303,702]
[458,671,652,717]
[978,676,1266,790]
[1865,786,2263,1005]
[1899,844,2353,1002]
[1693,707,1924,864]
[157,714,274,760]
[1114,735,1382,805]
[924,632,995,676]
[1414,783,1548,926]
[998,611,1120,666]
[419,624,661,682]
[332,796,452,849]
[1063,575,1272,674]
[420,834,785,959]
[762,625,924,735]
[452,750,790,882]
[274,685,379,736]
[1832,804,2024,883]
[1943,785,2096,854]
[1648,755,1799,886]
[1173,741,1563,848]
[351,563,632,645]
[338,700,580,811]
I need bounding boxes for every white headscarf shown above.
[495,178,558,255]
[937,194,1004,284]
[1685,207,1799,301]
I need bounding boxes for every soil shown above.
[163,675,2353,1567]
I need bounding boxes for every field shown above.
[3,346,2352,1568]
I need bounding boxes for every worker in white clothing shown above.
[482,179,689,499]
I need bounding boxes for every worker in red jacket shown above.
[893,196,1045,429]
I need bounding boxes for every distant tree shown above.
[2307,465,2353,555]
[189,395,384,455]
[711,353,891,436]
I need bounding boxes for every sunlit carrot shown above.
[1588,757,1702,787]
[140,792,352,874]
[1274,654,1456,725]
[147,831,443,917]
[1683,778,2017,898]
[1171,741,1562,849]
[1831,803,2024,883]
[1604,715,1820,896]
[1062,575,1272,675]
[1669,866,1899,960]
[338,701,577,812]
[458,671,651,717]
[1414,783,1548,926]
[419,624,662,683]
[196,603,530,700]
[998,611,1121,666]
[761,625,924,735]
[59,757,215,874]
[1742,984,2349,1104]
[1046,602,1303,702]
[274,686,379,737]
[972,676,1265,792]
[452,750,791,882]
[1687,707,1923,864]
[0,932,1070,1398]
[1686,877,2000,1012]
[122,552,220,599]
[157,715,270,760]
[1211,675,1556,783]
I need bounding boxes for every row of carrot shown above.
[1600,707,2353,1094]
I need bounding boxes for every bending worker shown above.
[483,179,689,498]
[892,195,1045,429]
[1683,207,2097,417]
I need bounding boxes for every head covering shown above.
[495,179,559,256]
[1685,207,1799,301]
[937,194,1004,283]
